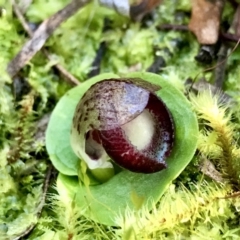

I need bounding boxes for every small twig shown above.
[37,164,53,217]
[51,57,80,86]
[13,164,53,240]
[8,0,90,79]
[220,32,240,42]
[11,0,32,35]
[13,224,35,240]
[218,191,240,199]
[11,0,81,86]
[158,24,240,43]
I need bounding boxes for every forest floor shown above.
[1,0,240,239]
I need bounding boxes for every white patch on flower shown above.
[120,149,131,157]
[121,109,155,151]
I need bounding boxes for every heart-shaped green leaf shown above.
[46,72,198,226]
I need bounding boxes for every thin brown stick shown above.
[13,164,53,240]
[8,0,90,80]
[12,0,32,36]
[10,0,85,85]
[52,58,80,86]
[12,1,80,85]
[37,164,53,217]
[158,23,240,43]
[220,32,240,42]
[217,191,240,199]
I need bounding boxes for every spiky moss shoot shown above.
[28,181,240,240]
[114,182,240,239]
[190,90,240,187]
[197,130,223,160]
[30,188,119,240]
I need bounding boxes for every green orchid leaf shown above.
[47,72,198,226]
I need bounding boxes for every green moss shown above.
[1,0,240,239]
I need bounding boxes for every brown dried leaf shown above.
[199,158,224,183]
[188,0,225,44]
[186,78,235,106]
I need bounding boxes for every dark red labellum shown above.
[76,78,175,174]
[98,89,174,173]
